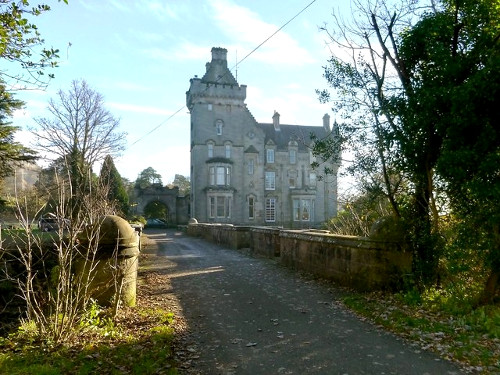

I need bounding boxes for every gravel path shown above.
[141,229,464,375]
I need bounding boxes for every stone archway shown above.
[133,185,190,226]
[143,200,170,223]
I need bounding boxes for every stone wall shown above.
[187,223,411,291]
[279,230,411,291]
[186,223,251,250]
[176,196,190,225]
[249,227,281,258]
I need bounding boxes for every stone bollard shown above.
[76,215,140,307]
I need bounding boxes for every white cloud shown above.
[107,102,173,116]
[115,145,190,182]
[108,0,132,13]
[138,0,181,21]
[141,47,171,61]
[78,0,131,13]
[143,42,209,62]
[285,83,302,90]
[208,0,316,66]
[246,86,328,126]
[112,81,151,93]
[13,129,36,146]
[172,42,213,61]
[12,99,48,121]
[132,30,165,44]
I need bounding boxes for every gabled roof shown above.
[257,123,328,152]
[244,145,259,154]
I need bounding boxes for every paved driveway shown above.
[143,229,463,375]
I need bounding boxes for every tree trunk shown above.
[479,271,499,305]
[411,177,439,286]
[480,223,500,304]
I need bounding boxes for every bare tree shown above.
[32,79,126,216]
[3,167,120,344]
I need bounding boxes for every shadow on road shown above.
[140,229,464,375]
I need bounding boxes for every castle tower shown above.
[187,48,340,226]
[186,47,259,223]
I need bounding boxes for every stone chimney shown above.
[323,113,330,132]
[211,47,228,61]
[273,111,280,131]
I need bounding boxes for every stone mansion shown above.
[186,47,340,228]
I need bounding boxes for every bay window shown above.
[292,198,315,222]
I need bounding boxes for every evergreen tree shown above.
[0,86,36,181]
[1,1,65,196]
[168,174,190,196]
[99,155,129,217]
[135,167,163,190]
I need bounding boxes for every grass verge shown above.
[0,234,182,375]
[0,305,178,375]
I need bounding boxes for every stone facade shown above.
[186,47,340,228]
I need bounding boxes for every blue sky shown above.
[12,0,349,186]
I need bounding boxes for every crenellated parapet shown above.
[186,78,247,108]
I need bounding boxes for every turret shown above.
[211,47,228,63]
[186,47,246,109]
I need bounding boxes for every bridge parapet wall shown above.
[279,230,410,291]
[187,223,411,291]
[187,223,251,250]
[249,227,281,258]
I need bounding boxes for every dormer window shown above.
[216,119,223,135]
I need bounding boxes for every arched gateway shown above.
[133,184,190,226]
